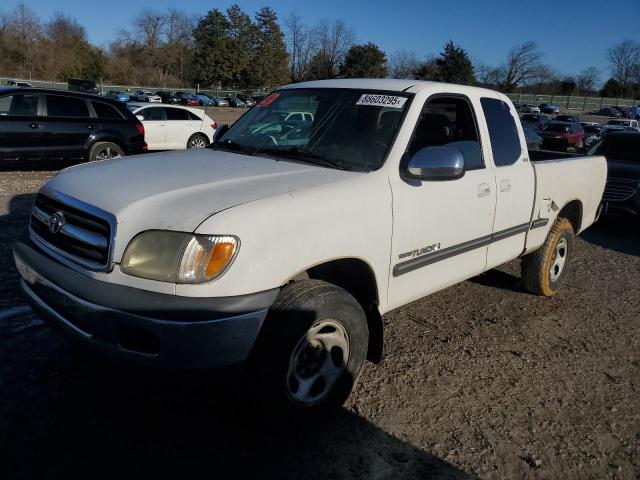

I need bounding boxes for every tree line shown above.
[1,2,639,98]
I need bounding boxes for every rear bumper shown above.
[13,234,279,368]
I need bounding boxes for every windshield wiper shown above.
[257,147,353,171]
[211,138,252,155]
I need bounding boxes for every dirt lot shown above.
[1,170,639,479]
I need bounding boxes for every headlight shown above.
[120,230,239,283]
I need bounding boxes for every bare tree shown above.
[475,62,502,87]
[500,41,545,90]
[133,9,166,49]
[576,66,601,93]
[10,2,42,76]
[607,39,640,91]
[46,12,86,45]
[388,49,419,79]
[312,19,354,78]
[285,12,315,82]
[163,9,194,81]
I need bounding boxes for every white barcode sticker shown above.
[356,94,407,108]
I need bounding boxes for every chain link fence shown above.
[2,76,638,111]
[505,93,639,111]
[0,77,265,99]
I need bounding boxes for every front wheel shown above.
[521,217,575,296]
[247,280,369,416]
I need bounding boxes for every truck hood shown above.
[45,149,358,258]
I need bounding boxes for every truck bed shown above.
[523,152,607,254]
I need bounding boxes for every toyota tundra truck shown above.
[13,79,607,414]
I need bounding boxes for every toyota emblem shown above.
[48,212,64,234]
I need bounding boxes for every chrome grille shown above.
[30,192,114,270]
[603,178,637,201]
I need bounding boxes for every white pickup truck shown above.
[14,79,607,414]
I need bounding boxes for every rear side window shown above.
[165,108,190,120]
[46,95,90,118]
[92,101,123,120]
[481,98,521,167]
[187,111,202,121]
[138,107,164,121]
[0,93,38,116]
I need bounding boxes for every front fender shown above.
[175,171,394,311]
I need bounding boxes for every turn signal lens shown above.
[177,235,239,283]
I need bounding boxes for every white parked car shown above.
[603,119,640,132]
[128,104,217,150]
[133,91,162,103]
[520,104,540,113]
[15,79,606,414]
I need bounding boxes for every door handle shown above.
[87,125,95,130]
[477,183,491,197]
[500,179,511,192]
[28,122,40,129]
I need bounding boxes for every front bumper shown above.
[13,234,279,368]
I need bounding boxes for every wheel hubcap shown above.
[191,137,206,148]
[286,320,349,406]
[95,147,121,160]
[550,237,568,282]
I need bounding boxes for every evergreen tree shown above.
[192,9,235,87]
[250,7,289,88]
[226,4,255,88]
[435,40,475,85]
[600,78,623,97]
[340,42,388,78]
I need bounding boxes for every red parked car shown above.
[538,121,584,151]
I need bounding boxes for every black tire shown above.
[187,133,209,149]
[521,217,575,296]
[246,280,369,417]
[88,141,125,162]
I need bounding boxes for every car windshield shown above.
[588,135,640,161]
[544,124,569,133]
[607,120,626,126]
[212,88,411,171]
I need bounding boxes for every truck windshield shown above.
[212,89,411,171]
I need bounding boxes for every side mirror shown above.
[136,114,144,121]
[404,146,465,181]
[213,124,229,143]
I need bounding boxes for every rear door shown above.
[0,91,45,160]
[480,96,536,269]
[164,107,201,149]
[44,94,97,160]
[137,106,166,150]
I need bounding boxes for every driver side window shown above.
[407,96,483,170]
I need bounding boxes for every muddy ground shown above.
[1,170,638,479]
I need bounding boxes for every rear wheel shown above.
[247,280,369,416]
[521,217,575,296]
[187,133,209,149]
[88,142,124,162]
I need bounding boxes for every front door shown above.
[0,92,47,161]
[388,95,497,309]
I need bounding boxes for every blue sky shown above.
[6,0,640,82]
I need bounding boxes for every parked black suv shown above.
[0,87,146,167]
[588,131,640,217]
